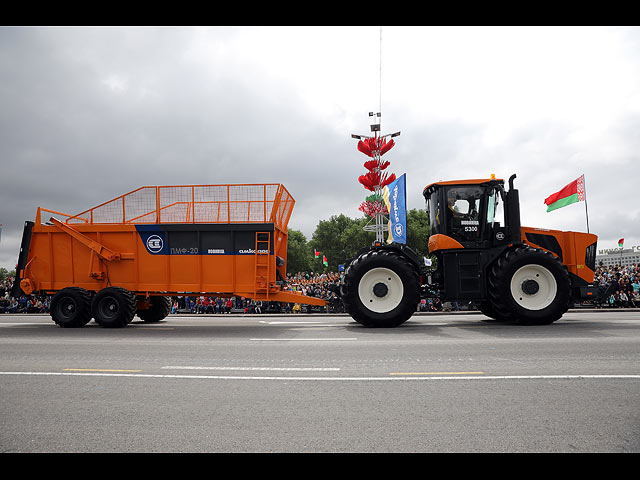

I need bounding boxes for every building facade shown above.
[596,245,640,268]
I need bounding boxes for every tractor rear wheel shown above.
[342,249,420,327]
[50,287,92,328]
[92,287,136,328]
[488,246,570,325]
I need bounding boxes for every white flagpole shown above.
[582,174,590,233]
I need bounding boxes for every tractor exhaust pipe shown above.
[507,174,521,243]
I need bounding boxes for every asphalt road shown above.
[1,310,639,452]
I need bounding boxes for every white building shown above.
[596,245,640,268]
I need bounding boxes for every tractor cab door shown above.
[485,185,508,246]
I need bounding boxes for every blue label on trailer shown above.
[135,224,273,256]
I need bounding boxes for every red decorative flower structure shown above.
[352,114,401,241]
[353,125,399,218]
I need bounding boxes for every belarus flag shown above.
[618,238,624,248]
[314,249,320,258]
[544,175,585,212]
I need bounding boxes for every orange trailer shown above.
[13,184,325,327]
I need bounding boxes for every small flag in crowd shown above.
[323,255,328,267]
[314,249,320,258]
[618,238,624,248]
[544,175,585,212]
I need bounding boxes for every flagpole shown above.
[582,174,590,233]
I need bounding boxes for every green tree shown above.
[0,268,14,282]
[405,208,430,256]
[341,217,372,259]
[308,209,432,272]
[286,229,312,274]
[310,214,371,272]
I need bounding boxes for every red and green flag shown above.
[618,238,624,248]
[322,255,328,267]
[314,249,320,258]
[544,175,585,212]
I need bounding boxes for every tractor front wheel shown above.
[488,246,570,325]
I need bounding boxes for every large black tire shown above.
[137,296,171,323]
[92,287,136,328]
[50,287,93,328]
[342,249,420,327]
[478,300,508,322]
[488,245,570,325]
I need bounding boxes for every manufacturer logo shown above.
[496,232,505,241]
[394,223,403,237]
[146,234,164,253]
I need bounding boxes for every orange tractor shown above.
[13,184,325,327]
[340,174,606,327]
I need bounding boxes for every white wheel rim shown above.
[510,264,557,311]
[358,267,404,313]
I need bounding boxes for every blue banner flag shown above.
[383,173,407,244]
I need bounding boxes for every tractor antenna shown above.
[379,26,383,116]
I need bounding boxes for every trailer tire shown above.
[50,287,92,328]
[488,245,570,325]
[137,296,171,323]
[342,249,419,327]
[92,287,137,328]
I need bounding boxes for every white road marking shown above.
[259,321,335,325]
[250,338,358,341]
[0,323,48,326]
[1,371,639,381]
[162,366,341,371]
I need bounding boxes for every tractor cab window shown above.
[445,186,483,242]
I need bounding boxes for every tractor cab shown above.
[423,175,520,252]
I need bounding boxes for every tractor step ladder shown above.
[254,232,271,298]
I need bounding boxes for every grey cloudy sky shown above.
[1,26,639,270]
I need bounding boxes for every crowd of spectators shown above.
[1,277,51,313]
[2,263,640,314]
[593,263,640,308]
[159,272,345,314]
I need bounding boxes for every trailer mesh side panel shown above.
[64,184,294,230]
